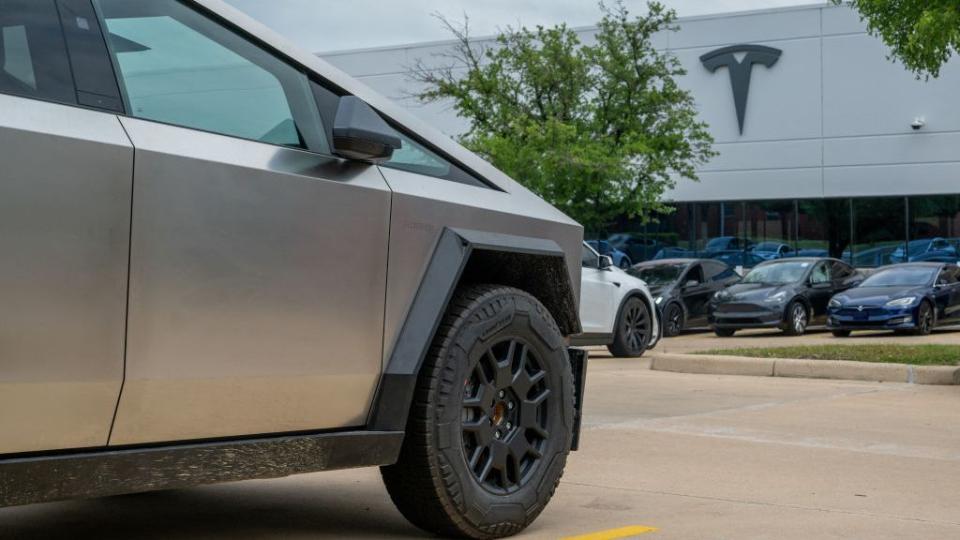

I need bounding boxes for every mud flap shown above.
[568,347,588,451]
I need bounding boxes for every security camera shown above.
[911,117,926,130]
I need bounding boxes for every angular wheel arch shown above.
[368,227,581,432]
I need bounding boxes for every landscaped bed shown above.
[694,345,960,366]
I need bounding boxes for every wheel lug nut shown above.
[498,390,505,398]
[506,422,512,429]
[507,402,514,410]
[494,431,501,439]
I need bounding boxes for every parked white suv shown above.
[574,243,661,356]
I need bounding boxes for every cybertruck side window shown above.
[382,131,493,188]
[0,0,76,105]
[94,0,328,152]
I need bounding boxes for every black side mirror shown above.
[599,255,614,270]
[332,96,402,162]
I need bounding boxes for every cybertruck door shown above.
[110,119,391,446]
[0,1,131,454]
[98,0,391,445]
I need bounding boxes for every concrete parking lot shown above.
[2,339,959,539]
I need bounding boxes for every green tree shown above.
[834,0,960,78]
[411,2,715,231]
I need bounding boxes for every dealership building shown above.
[320,3,960,268]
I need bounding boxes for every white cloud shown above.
[225,0,826,52]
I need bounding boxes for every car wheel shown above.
[913,301,934,336]
[662,303,684,337]
[783,301,808,336]
[381,284,574,539]
[831,329,851,338]
[713,327,736,337]
[607,296,652,358]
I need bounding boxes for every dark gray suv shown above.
[0,1,587,537]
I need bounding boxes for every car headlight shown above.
[885,296,916,307]
[655,296,663,305]
[765,291,788,304]
[828,298,842,309]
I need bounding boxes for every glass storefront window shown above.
[797,199,851,263]
[907,196,960,263]
[600,195,959,272]
[851,197,906,267]
[745,200,795,263]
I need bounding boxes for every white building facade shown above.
[321,4,960,268]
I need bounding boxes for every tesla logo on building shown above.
[700,44,782,134]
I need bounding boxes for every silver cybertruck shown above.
[0,1,603,538]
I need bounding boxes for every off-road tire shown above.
[381,284,575,539]
[607,296,653,358]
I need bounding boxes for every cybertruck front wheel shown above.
[382,284,574,539]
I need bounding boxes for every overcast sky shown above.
[225,0,827,53]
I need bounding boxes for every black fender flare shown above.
[367,227,581,432]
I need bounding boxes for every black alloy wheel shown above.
[461,338,551,494]
[608,297,652,357]
[663,303,684,337]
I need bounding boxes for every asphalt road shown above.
[3,345,959,539]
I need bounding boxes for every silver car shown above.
[0,1,586,537]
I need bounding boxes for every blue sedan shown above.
[827,263,960,336]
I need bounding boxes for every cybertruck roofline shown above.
[192,0,579,229]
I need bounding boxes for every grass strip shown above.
[694,344,960,366]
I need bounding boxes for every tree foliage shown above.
[835,0,960,78]
[411,2,715,231]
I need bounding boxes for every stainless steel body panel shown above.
[0,95,132,454]
[111,118,391,445]
[377,168,583,361]
[192,0,583,351]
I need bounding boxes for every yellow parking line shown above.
[562,525,658,540]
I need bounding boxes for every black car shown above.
[629,259,740,336]
[827,263,960,336]
[708,258,862,337]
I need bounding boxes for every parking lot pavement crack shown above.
[560,480,960,528]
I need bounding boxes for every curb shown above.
[650,353,960,385]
